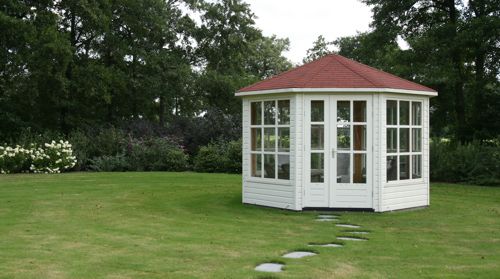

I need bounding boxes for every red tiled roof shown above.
[237,54,437,94]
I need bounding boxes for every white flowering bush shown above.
[0,140,77,174]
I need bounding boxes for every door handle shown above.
[331,148,336,158]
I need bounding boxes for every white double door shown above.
[304,95,373,209]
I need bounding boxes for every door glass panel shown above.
[251,128,261,151]
[400,101,410,125]
[337,153,350,183]
[387,100,397,125]
[310,153,324,182]
[353,101,366,122]
[264,128,275,151]
[412,155,422,179]
[278,128,290,152]
[337,124,350,150]
[400,128,409,152]
[412,102,422,125]
[387,156,397,181]
[400,155,410,180]
[337,101,350,123]
[264,101,276,125]
[412,128,421,152]
[311,101,324,122]
[311,125,324,150]
[387,128,397,153]
[251,102,262,125]
[278,155,290,180]
[353,154,366,183]
[354,125,366,151]
[251,154,262,177]
[264,154,275,178]
[277,100,290,124]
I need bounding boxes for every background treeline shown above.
[1,0,499,184]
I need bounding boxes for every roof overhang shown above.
[235,87,438,97]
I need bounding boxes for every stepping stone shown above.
[255,263,284,273]
[315,218,339,222]
[336,224,361,228]
[346,231,370,234]
[337,236,367,241]
[317,214,339,218]
[308,243,343,248]
[282,251,317,259]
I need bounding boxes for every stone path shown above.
[254,213,371,273]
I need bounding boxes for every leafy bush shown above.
[126,137,188,171]
[194,139,242,173]
[89,154,129,172]
[430,139,500,185]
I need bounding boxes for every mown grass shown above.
[0,172,499,278]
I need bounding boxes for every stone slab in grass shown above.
[315,218,339,222]
[308,243,343,248]
[337,236,367,241]
[336,224,361,228]
[282,251,317,259]
[255,263,284,272]
[317,214,339,218]
[345,231,370,234]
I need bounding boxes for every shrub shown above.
[126,137,188,171]
[0,145,31,173]
[193,139,242,174]
[89,154,129,172]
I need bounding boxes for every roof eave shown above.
[235,87,438,97]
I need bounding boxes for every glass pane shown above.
[278,128,290,152]
[311,101,324,122]
[400,155,410,180]
[354,125,366,151]
[251,154,262,177]
[387,156,397,181]
[400,128,409,152]
[337,153,350,183]
[353,101,366,122]
[387,128,397,153]
[311,153,324,183]
[337,101,350,123]
[412,155,422,179]
[400,101,410,125]
[251,102,261,125]
[412,102,422,126]
[264,101,275,125]
[337,124,350,151]
[387,100,397,125]
[353,153,366,183]
[264,154,275,179]
[251,128,261,151]
[278,100,290,125]
[311,125,324,150]
[264,128,275,152]
[412,128,422,152]
[278,155,290,180]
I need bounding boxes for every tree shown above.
[303,35,334,64]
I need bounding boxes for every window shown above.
[251,100,291,180]
[386,100,422,182]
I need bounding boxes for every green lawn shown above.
[0,173,499,278]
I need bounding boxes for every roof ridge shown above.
[332,54,381,87]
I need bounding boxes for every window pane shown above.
[387,156,397,181]
[311,101,324,122]
[311,125,324,150]
[311,153,324,183]
[251,154,262,177]
[400,101,409,125]
[387,100,397,125]
[264,154,275,179]
[264,101,276,125]
[353,153,366,183]
[251,102,261,125]
[278,155,290,180]
[400,128,409,152]
[412,102,422,126]
[412,155,422,179]
[264,128,275,151]
[337,101,350,123]
[337,124,350,150]
[387,128,397,153]
[251,128,261,151]
[354,125,366,151]
[353,101,366,122]
[278,100,290,125]
[337,153,350,183]
[412,128,422,152]
[400,155,410,180]
[278,127,290,152]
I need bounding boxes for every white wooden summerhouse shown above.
[237,54,437,212]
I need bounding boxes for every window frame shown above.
[249,98,291,182]
[386,99,424,183]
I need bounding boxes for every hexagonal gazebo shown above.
[236,54,437,212]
